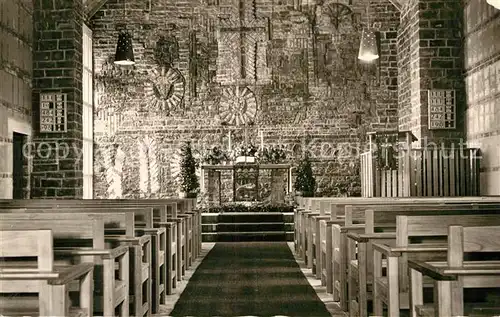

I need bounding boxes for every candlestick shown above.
[260,130,264,151]
[228,131,232,152]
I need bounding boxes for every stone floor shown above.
[155,242,346,317]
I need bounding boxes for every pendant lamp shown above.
[486,0,500,9]
[358,29,379,62]
[114,31,135,65]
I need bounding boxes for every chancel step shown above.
[200,212,292,242]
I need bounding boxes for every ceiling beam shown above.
[85,0,110,20]
[387,0,403,11]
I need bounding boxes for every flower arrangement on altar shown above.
[259,145,287,164]
[232,143,258,164]
[235,143,258,157]
[202,146,230,165]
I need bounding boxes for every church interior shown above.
[1,0,500,316]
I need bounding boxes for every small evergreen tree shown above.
[294,151,316,197]
[179,141,199,197]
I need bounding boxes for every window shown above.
[82,24,93,199]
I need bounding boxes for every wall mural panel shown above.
[91,0,400,199]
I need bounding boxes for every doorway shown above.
[12,132,27,199]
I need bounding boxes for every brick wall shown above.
[464,0,500,195]
[30,0,84,198]
[398,0,422,138]
[398,0,466,145]
[91,0,400,199]
[0,0,33,199]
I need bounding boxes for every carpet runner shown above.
[169,242,332,317]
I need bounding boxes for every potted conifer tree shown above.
[179,141,199,198]
[294,151,316,197]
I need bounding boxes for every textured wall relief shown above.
[102,142,125,198]
[91,0,400,198]
[218,86,257,126]
[154,34,180,68]
[270,9,310,94]
[145,67,185,115]
[216,0,271,85]
[137,136,160,197]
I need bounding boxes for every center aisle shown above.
[169,242,332,317]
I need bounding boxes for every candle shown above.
[228,131,232,151]
[260,130,264,150]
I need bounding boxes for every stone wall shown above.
[0,0,33,198]
[464,0,500,195]
[91,0,400,199]
[30,0,85,198]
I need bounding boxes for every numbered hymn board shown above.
[40,92,67,133]
[428,89,456,130]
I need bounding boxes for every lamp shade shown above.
[114,32,135,66]
[358,29,379,62]
[486,0,500,9]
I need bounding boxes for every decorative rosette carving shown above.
[146,67,185,114]
[218,86,257,126]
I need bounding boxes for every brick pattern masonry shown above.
[91,0,400,199]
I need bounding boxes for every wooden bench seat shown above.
[0,213,137,317]
[0,198,198,281]
[371,214,500,317]
[409,225,500,317]
[0,198,200,263]
[295,197,500,271]
[1,202,181,298]
[344,204,500,316]
[0,229,94,317]
[1,207,159,316]
[0,222,125,317]
[321,202,500,311]
[296,197,500,252]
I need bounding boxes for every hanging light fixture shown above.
[358,29,379,62]
[358,1,379,62]
[486,0,500,9]
[114,0,135,66]
[114,31,135,65]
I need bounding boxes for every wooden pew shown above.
[2,198,198,276]
[0,208,155,317]
[24,206,166,313]
[0,217,130,317]
[309,200,500,285]
[0,229,95,317]
[320,203,348,296]
[0,198,200,263]
[311,201,332,279]
[296,196,500,261]
[151,202,186,281]
[1,200,185,291]
[330,202,500,312]
[371,214,500,317]
[169,198,200,260]
[302,199,319,267]
[409,225,500,317]
[344,203,500,316]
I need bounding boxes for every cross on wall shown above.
[217,0,270,84]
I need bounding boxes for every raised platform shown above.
[202,212,294,242]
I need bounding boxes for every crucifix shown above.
[217,0,270,83]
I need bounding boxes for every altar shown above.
[200,163,292,205]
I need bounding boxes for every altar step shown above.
[202,212,294,242]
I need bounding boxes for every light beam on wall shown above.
[486,0,500,9]
[358,29,379,62]
[114,31,135,66]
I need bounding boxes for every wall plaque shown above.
[40,92,67,133]
[428,89,456,130]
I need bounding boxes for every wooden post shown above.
[401,131,416,197]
